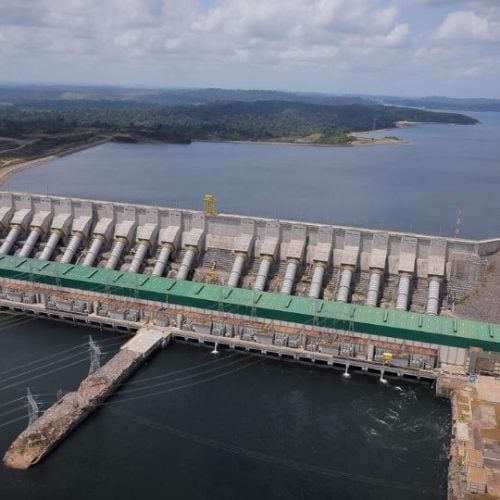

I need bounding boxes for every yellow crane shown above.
[203,194,217,216]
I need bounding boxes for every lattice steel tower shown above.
[26,387,39,426]
[88,335,102,375]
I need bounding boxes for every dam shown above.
[0,190,499,374]
[1,190,500,496]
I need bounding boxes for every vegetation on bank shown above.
[313,131,354,145]
[2,85,499,112]
[0,92,478,164]
[382,96,500,112]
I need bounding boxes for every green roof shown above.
[0,254,499,352]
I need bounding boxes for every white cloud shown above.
[0,0,498,96]
[312,1,399,35]
[384,23,411,47]
[0,0,407,62]
[437,10,500,42]
[455,65,483,78]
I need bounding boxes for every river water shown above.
[2,112,499,499]
[0,321,450,500]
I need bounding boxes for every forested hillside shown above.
[0,86,478,166]
[0,99,477,140]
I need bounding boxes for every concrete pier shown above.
[3,328,169,470]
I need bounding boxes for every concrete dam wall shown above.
[0,191,497,317]
[0,191,500,378]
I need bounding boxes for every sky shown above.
[0,0,499,98]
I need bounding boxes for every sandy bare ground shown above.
[349,134,410,146]
[0,138,110,186]
[202,134,409,147]
[0,138,35,155]
[0,156,57,185]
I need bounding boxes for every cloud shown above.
[0,0,407,61]
[437,10,500,42]
[0,3,47,27]
[0,0,498,96]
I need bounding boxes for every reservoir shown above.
[1,112,498,498]
[3,111,500,239]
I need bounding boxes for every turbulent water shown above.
[2,112,499,499]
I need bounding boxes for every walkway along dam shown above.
[0,191,499,496]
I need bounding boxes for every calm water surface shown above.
[2,113,498,499]
[3,111,500,238]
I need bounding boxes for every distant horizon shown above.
[0,81,499,102]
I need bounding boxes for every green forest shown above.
[0,86,478,166]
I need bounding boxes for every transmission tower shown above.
[88,335,102,376]
[26,387,39,426]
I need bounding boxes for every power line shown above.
[0,349,98,385]
[0,354,261,428]
[0,338,124,377]
[105,357,263,406]
[108,353,251,397]
[0,341,124,385]
[0,350,116,392]
[0,315,39,333]
[0,404,27,419]
[0,395,28,409]
[110,407,428,493]
[0,414,28,429]
[122,351,239,387]
[1,349,238,414]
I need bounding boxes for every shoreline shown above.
[196,135,410,147]
[348,134,410,146]
[196,139,353,147]
[0,138,110,186]
[0,127,409,187]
